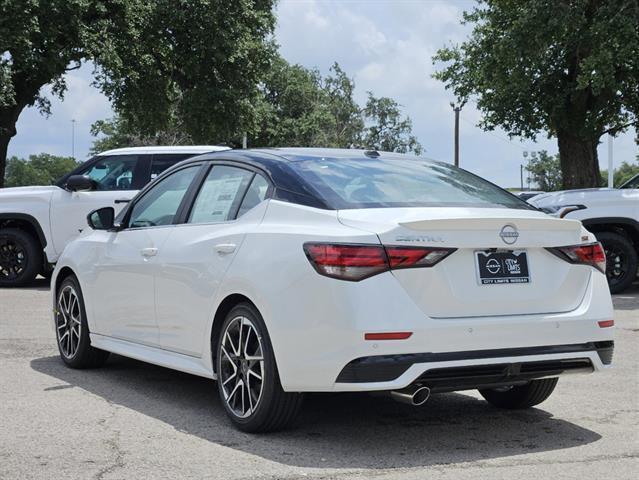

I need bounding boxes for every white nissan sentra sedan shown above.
[51,148,615,432]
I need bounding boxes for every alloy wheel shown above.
[0,237,26,280]
[56,285,82,358]
[219,316,265,418]
[604,245,628,288]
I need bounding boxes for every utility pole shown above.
[450,103,461,167]
[242,133,247,149]
[607,134,614,188]
[71,119,76,160]
[520,165,524,190]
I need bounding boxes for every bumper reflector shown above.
[364,332,412,341]
[598,320,614,328]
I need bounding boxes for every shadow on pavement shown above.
[8,277,51,291]
[31,354,602,469]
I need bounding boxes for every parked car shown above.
[52,148,614,432]
[0,145,228,286]
[530,175,638,293]
[514,190,545,201]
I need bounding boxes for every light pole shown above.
[607,134,614,188]
[71,119,76,160]
[450,103,462,167]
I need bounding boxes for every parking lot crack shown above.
[93,403,126,480]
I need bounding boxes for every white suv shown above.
[0,146,228,286]
[530,174,639,293]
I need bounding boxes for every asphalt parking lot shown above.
[1,281,638,480]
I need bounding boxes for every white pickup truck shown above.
[0,146,228,286]
[530,174,639,293]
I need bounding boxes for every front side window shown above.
[80,155,138,191]
[188,166,254,224]
[128,166,199,228]
[290,158,532,210]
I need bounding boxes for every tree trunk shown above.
[0,106,21,189]
[557,131,602,189]
[0,132,10,188]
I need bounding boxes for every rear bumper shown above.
[265,262,614,393]
[335,341,613,393]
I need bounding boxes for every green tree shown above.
[250,60,364,148]
[4,153,79,187]
[525,151,563,191]
[0,0,276,187]
[93,58,423,154]
[90,115,194,155]
[363,93,422,154]
[601,159,639,186]
[433,0,639,189]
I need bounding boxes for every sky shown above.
[8,0,637,188]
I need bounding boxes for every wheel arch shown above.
[53,266,77,294]
[582,217,639,250]
[0,213,47,249]
[210,293,260,374]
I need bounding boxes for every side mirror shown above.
[87,207,115,230]
[66,175,95,192]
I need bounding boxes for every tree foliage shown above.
[433,0,639,189]
[89,115,194,155]
[601,159,639,186]
[92,58,422,154]
[524,151,563,191]
[0,0,276,186]
[363,93,422,154]
[4,153,79,187]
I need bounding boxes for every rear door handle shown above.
[215,243,236,255]
[141,247,158,258]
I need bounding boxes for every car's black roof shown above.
[178,148,432,209]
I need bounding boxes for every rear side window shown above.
[80,155,138,191]
[290,158,531,210]
[237,174,269,218]
[151,154,195,180]
[188,166,253,224]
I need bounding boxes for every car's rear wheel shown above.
[596,232,638,294]
[215,303,303,432]
[479,378,558,409]
[0,228,42,287]
[55,275,110,368]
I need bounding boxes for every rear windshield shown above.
[290,158,532,210]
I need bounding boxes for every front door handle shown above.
[141,247,158,258]
[215,243,236,255]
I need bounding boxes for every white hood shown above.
[0,185,59,198]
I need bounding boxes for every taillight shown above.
[303,243,455,281]
[548,242,606,273]
[385,246,455,269]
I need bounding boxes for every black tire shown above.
[596,231,638,294]
[55,274,110,369]
[479,378,558,409]
[215,302,303,433]
[0,228,42,287]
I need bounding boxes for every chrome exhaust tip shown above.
[390,385,431,406]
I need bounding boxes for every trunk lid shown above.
[338,207,590,318]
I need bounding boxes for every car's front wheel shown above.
[55,275,110,368]
[0,228,42,287]
[215,303,303,432]
[479,378,558,409]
